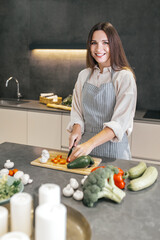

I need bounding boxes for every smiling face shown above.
[90,30,110,72]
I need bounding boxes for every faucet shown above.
[6,77,22,100]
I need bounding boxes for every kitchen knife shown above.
[67,139,76,161]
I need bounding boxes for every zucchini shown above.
[127,166,158,191]
[128,162,147,179]
[67,155,94,169]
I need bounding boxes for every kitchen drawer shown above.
[28,111,61,149]
[0,108,27,144]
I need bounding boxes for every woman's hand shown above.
[69,124,82,149]
[68,127,115,162]
[68,142,94,162]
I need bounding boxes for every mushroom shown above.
[28,179,33,184]
[4,160,14,169]
[39,149,50,163]
[39,156,48,163]
[73,190,84,201]
[14,171,24,180]
[70,178,79,190]
[81,175,88,185]
[0,168,9,176]
[21,174,30,185]
[62,184,74,197]
[14,170,33,185]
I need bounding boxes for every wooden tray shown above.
[40,96,62,105]
[30,151,102,175]
[47,103,71,111]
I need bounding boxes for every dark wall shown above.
[0,0,30,99]
[0,0,160,110]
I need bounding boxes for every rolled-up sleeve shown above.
[103,70,137,142]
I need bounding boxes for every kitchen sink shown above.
[143,110,160,120]
[0,99,30,105]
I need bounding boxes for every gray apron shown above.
[81,70,131,160]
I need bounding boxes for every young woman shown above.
[67,22,137,161]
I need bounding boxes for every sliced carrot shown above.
[13,168,18,174]
[59,159,67,164]
[51,158,56,162]
[55,155,62,159]
[9,170,14,176]
[53,159,59,164]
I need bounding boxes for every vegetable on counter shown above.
[73,190,84,201]
[9,170,14,176]
[127,166,158,191]
[4,159,14,169]
[62,184,74,197]
[70,178,79,189]
[67,155,94,169]
[61,94,72,107]
[0,175,21,201]
[14,170,33,185]
[81,175,88,185]
[51,154,67,164]
[14,171,24,180]
[0,169,9,176]
[91,166,105,172]
[91,166,128,189]
[128,162,147,179]
[114,168,128,189]
[39,149,50,163]
[83,166,126,207]
[51,154,67,165]
[63,177,85,200]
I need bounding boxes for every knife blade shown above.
[67,139,76,160]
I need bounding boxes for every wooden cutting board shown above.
[30,151,102,175]
[47,103,71,111]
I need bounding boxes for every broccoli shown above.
[0,175,21,201]
[83,166,126,207]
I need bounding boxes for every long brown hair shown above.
[86,22,135,76]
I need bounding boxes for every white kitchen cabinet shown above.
[61,114,70,150]
[2,105,160,162]
[28,111,61,149]
[0,108,27,144]
[131,121,160,161]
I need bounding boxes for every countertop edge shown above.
[0,99,160,123]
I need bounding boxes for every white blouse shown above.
[67,66,137,142]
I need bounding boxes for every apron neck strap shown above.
[86,67,114,82]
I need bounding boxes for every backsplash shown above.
[29,50,86,99]
[0,0,159,110]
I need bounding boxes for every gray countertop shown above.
[0,142,160,240]
[0,98,70,115]
[0,98,160,124]
[134,110,160,124]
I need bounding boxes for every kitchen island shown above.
[0,98,160,163]
[0,142,160,240]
